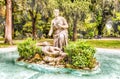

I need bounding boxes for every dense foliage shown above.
[64,40,96,69]
[18,38,42,59]
[0,0,120,43]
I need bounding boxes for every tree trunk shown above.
[72,15,78,41]
[32,17,37,39]
[29,10,37,40]
[12,14,14,39]
[4,0,13,45]
[97,7,106,37]
[12,1,14,39]
[97,24,102,35]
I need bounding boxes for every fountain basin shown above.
[0,47,120,79]
[15,60,101,77]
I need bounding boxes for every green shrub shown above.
[18,38,42,59]
[64,40,96,69]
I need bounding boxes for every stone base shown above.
[15,59,101,76]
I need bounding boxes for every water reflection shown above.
[0,49,120,79]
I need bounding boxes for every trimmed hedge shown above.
[18,38,42,59]
[64,40,96,69]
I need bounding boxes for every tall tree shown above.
[4,0,13,44]
[16,0,58,39]
[28,0,39,39]
[58,0,90,41]
[90,0,113,36]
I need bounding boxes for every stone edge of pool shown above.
[14,59,101,77]
[0,46,17,53]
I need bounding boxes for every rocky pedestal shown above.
[41,45,67,67]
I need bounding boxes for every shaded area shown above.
[0,49,120,79]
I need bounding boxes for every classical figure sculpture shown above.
[48,9,68,50]
[41,42,67,66]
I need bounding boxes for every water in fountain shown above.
[0,48,120,79]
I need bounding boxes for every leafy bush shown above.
[18,38,42,59]
[83,23,97,39]
[64,40,96,69]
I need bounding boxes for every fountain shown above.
[0,9,120,79]
[0,47,120,79]
[15,9,99,71]
[12,9,100,77]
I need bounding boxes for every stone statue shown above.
[41,42,67,66]
[48,9,68,50]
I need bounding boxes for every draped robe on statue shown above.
[49,16,68,50]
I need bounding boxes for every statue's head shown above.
[41,41,51,46]
[53,9,59,17]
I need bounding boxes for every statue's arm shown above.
[48,20,54,36]
[59,17,68,29]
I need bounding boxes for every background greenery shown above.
[0,0,120,41]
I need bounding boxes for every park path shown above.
[0,46,17,53]
[92,38,120,40]
[96,48,120,53]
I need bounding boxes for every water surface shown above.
[0,48,120,79]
